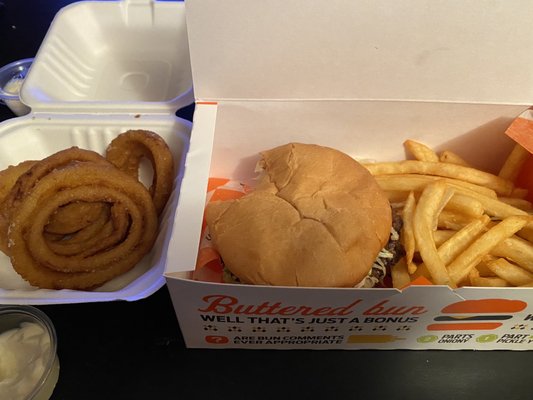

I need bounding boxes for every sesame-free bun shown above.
[205,143,392,287]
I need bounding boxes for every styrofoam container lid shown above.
[21,0,193,114]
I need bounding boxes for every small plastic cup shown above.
[0,58,33,116]
[0,306,60,400]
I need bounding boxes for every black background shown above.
[1,1,532,399]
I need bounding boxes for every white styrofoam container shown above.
[0,0,193,304]
[165,0,533,350]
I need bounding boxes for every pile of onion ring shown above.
[0,129,174,290]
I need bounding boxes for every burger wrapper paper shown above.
[504,112,533,202]
[193,178,251,283]
[505,109,533,155]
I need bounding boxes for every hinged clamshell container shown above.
[0,0,194,304]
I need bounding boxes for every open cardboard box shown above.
[165,0,533,349]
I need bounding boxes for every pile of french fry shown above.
[364,139,533,289]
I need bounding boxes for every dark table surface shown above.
[1,1,533,399]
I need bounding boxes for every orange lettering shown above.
[363,300,427,316]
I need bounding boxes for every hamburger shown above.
[205,143,403,288]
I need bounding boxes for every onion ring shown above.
[0,148,111,255]
[45,201,109,235]
[105,129,174,215]
[44,205,111,245]
[0,160,38,255]
[27,187,144,271]
[44,203,119,256]
[44,204,130,257]
[8,163,158,289]
[0,160,38,201]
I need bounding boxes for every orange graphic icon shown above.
[427,299,527,331]
[205,335,230,344]
[441,299,526,314]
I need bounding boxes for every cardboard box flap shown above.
[186,0,533,105]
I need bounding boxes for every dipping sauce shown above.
[0,308,59,400]
[0,58,33,116]
[2,75,30,116]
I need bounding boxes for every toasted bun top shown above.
[205,143,392,287]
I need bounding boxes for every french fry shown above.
[447,216,530,285]
[364,160,514,196]
[451,185,532,225]
[439,150,470,167]
[391,258,411,289]
[474,255,499,276]
[444,180,497,199]
[470,275,510,287]
[434,189,455,230]
[413,181,455,287]
[375,174,497,198]
[433,230,456,247]
[462,194,533,250]
[383,190,487,216]
[402,191,417,274]
[518,226,533,243]
[404,140,439,162]
[498,197,532,211]
[498,143,530,181]
[475,195,529,219]
[411,263,432,280]
[384,190,411,203]
[445,194,484,218]
[435,216,490,265]
[420,217,489,279]
[437,210,478,230]
[467,267,482,285]
[510,187,529,199]
[411,263,433,281]
[487,258,533,286]
[491,236,533,273]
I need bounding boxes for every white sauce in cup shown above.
[0,317,59,400]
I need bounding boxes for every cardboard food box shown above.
[165,0,533,349]
[0,0,193,304]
